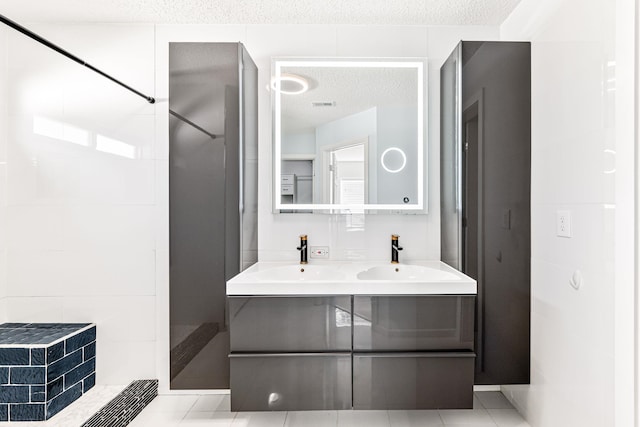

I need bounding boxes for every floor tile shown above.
[145,395,199,412]
[475,392,514,409]
[337,410,390,426]
[179,411,237,426]
[285,410,338,427]
[191,394,231,412]
[487,409,530,427]
[231,411,287,426]
[388,409,443,426]
[474,395,484,409]
[442,424,495,427]
[42,385,125,427]
[439,407,496,425]
[128,410,187,427]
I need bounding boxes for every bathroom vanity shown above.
[226,262,476,411]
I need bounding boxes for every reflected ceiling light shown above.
[380,147,407,173]
[270,73,309,95]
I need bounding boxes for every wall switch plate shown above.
[310,246,329,259]
[556,210,572,238]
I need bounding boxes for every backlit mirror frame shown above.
[272,58,427,212]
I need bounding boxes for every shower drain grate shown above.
[81,379,158,427]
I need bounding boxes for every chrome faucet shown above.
[391,234,403,264]
[297,235,308,264]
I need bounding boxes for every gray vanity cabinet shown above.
[353,353,475,409]
[353,295,475,351]
[230,353,352,411]
[229,294,475,411]
[352,295,475,410]
[229,296,352,352]
[228,296,352,411]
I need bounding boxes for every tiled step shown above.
[80,379,157,427]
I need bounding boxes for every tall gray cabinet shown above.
[440,41,531,385]
[169,43,258,389]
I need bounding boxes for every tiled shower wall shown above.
[1,22,500,388]
[2,23,157,385]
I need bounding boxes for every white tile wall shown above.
[500,0,635,426]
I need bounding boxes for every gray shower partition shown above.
[168,43,258,390]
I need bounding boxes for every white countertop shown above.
[226,261,477,296]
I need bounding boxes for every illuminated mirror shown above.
[273,58,427,212]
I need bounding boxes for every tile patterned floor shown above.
[126,391,530,427]
[1,389,530,426]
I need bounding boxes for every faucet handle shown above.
[392,234,403,251]
[297,234,307,250]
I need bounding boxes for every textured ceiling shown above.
[0,0,522,25]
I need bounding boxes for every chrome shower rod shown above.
[0,13,156,104]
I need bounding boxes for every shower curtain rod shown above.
[169,109,219,139]
[0,14,156,104]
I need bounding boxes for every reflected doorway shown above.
[322,138,369,205]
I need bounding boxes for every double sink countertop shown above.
[226,261,476,296]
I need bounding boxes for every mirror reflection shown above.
[273,59,426,212]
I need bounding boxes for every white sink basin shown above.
[227,261,476,295]
[245,264,346,281]
[357,264,460,281]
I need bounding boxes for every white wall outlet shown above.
[556,210,572,238]
[310,246,329,259]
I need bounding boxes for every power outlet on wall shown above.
[556,210,572,238]
[310,246,329,259]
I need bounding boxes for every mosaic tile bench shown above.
[0,323,97,422]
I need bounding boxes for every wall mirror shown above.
[272,58,427,213]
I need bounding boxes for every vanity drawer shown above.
[353,352,475,409]
[353,295,474,351]
[230,353,352,411]
[229,296,352,352]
